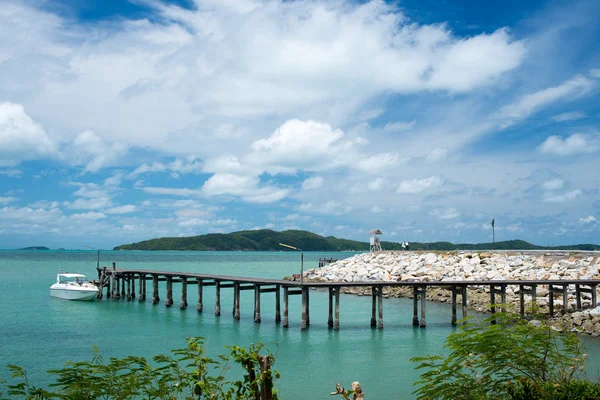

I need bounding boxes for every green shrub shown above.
[411,311,596,400]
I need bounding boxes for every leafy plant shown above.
[1,337,278,400]
[411,311,597,400]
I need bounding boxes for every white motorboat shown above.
[50,273,99,301]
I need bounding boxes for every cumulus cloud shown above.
[0,196,17,204]
[538,133,598,156]
[298,201,352,215]
[579,215,597,224]
[542,178,565,190]
[302,176,324,190]
[105,205,137,214]
[397,176,444,194]
[543,189,581,203]
[429,208,460,219]
[68,130,128,172]
[0,102,58,166]
[70,212,106,220]
[201,173,289,203]
[129,157,203,178]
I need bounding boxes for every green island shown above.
[113,229,600,251]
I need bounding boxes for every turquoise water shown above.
[1,250,600,399]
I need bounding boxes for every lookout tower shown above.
[369,229,383,252]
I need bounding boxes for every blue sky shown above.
[1,0,599,249]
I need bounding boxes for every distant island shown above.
[113,229,600,252]
[19,246,50,251]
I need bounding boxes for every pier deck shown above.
[96,264,599,330]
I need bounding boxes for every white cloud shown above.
[495,75,594,128]
[538,133,598,156]
[355,152,400,173]
[201,173,289,203]
[371,205,384,213]
[542,178,564,190]
[425,147,449,163]
[590,69,600,79]
[579,215,597,224]
[105,205,137,214]
[429,208,460,220]
[397,176,444,194]
[0,102,58,165]
[302,176,324,190]
[543,189,581,203]
[66,197,112,210]
[551,111,586,122]
[142,187,203,197]
[383,120,416,132]
[129,157,203,178]
[0,1,526,164]
[0,197,17,204]
[367,178,388,192]
[0,169,23,177]
[68,130,128,172]
[298,201,352,216]
[248,120,346,173]
[70,212,106,220]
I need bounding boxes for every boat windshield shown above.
[59,275,88,284]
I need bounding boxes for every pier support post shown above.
[142,275,146,301]
[328,287,334,328]
[451,286,457,325]
[419,286,426,328]
[490,285,496,324]
[197,279,203,312]
[131,274,136,301]
[215,281,221,316]
[306,287,310,326]
[519,285,525,317]
[120,276,125,299]
[126,275,131,301]
[301,286,308,330]
[377,286,384,330]
[254,284,261,323]
[371,286,377,328]
[234,283,240,320]
[180,277,188,310]
[562,285,568,314]
[412,287,419,326]
[283,286,289,328]
[166,276,173,307]
[549,285,555,317]
[462,286,468,321]
[576,284,582,311]
[334,287,340,331]
[115,276,121,300]
[592,284,597,308]
[275,285,281,323]
[152,275,160,305]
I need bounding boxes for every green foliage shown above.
[411,312,598,400]
[507,377,600,400]
[1,337,278,400]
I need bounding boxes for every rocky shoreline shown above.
[302,251,600,336]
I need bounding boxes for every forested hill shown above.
[113,230,600,251]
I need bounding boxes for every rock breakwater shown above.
[304,251,600,336]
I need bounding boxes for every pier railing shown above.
[96,263,599,331]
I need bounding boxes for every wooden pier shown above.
[96,263,599,330]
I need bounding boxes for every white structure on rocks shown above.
[369,229,382,252]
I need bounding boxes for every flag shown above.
[491,218,495,228]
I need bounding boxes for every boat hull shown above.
[50,288,98,301]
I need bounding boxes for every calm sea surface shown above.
[1,250,600,398]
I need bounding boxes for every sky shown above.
[0,0,599,249]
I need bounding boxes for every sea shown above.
[1,250,600,399]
